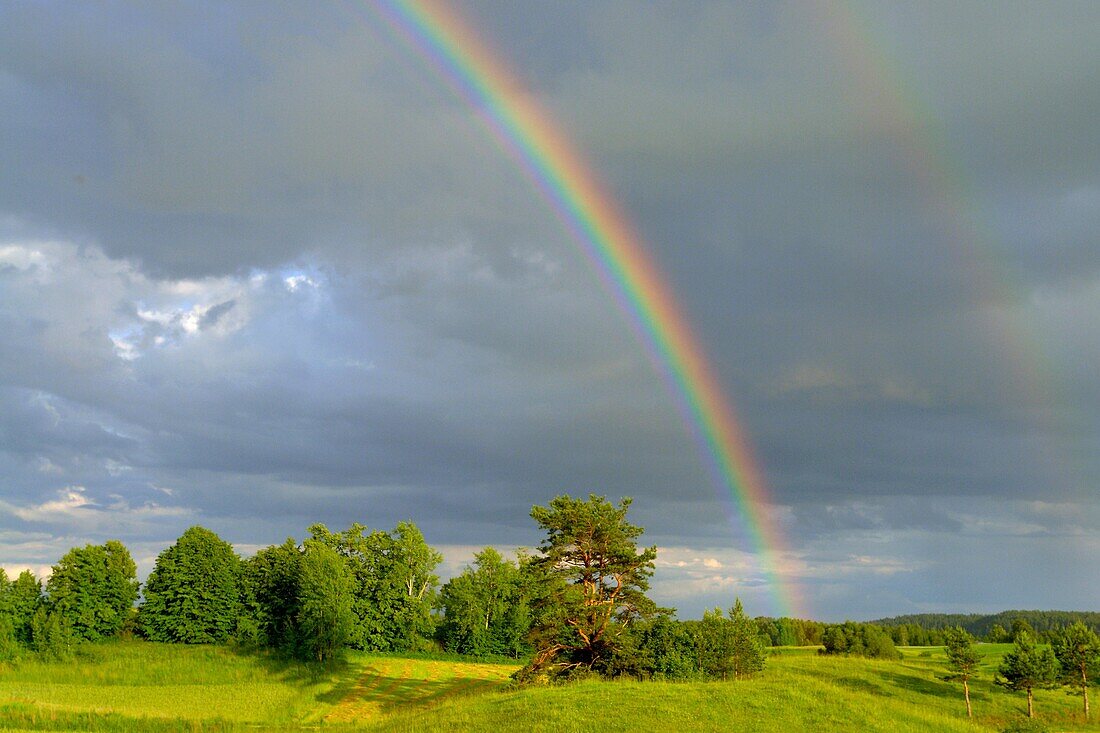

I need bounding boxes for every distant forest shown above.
[872,611,1100,642]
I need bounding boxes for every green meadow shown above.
[0,641,1096,732]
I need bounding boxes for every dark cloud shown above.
[0,2,1097,618]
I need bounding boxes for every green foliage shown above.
[0,614,19,662]
[1012,619,1037,641]
[942,626,981,716]
[46,540,138,641]
[27,606,74,660]
[242,538,303,649]
[635,616,696,679]
[521,494,658,679]
[1052,621,1099,717]
[728,599,767,678]
[692,600,766,679]
[437,547,532,658]
[873,610,1100,643]
[821,621,902,659]
[307,521,441,652]
[10,570,43,645]
[140,526,242,643]
[996,631,1059,718]
[751,616,826,647]
[944,626,981,679]
[296,540,354,662]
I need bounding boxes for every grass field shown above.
[0,641,1095,731]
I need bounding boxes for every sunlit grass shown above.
[0,641,342,728]
[0,640,1095,731]
[364,645,1099,733]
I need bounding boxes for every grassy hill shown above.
[0,641,1095,731]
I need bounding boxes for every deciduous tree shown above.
[296,540,353,662]
[140,527,241,643]
[10,570,42,645]
[242,538,303,650]
[307,521,442,652]
[46,540,138,641]
[438,547,531,657]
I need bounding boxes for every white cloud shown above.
[0,485,191,533]
[9,485,95,522]
[0,244,51,274]
[0,238,337,365]
[284,273,318,292]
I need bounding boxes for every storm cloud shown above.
[1,1,1097,619]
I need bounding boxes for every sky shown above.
[0,1,1097,621]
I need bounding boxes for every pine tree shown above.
[997,630,1059,719]
[942,626,981,717]
[728,598,766,679]
[520,494,658,679]
[1053,621,1100,718]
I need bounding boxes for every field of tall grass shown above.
[0,641,1095,731]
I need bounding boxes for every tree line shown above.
[873,610,1100,643]
[0,495,766,680]
[0,493,1095,705]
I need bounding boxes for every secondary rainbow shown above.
[369,0,803,618]
[817,0,1078,491]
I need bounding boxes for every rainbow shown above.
[817,0,1075,490]
[368,0,803,618]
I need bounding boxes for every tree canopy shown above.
[306,521,442,652]
[46,540,138,642]
[140,526,242,643]
[296,540,354,662]
[997,630,1060,719]
[521,494,658,679]
[437,547,532,658]
[1053,621,1100,718]
[942,627,980,717]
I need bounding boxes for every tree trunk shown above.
[1084,673,1090,718]
[963,679,972,718]
[1027,686,1034,718]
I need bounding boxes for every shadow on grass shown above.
[223,644,352,687]
[879,670,957,697]
[833,676,888,697]
[322,666,501,720]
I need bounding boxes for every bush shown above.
[28,608,74,661]
[0,617,20,662]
